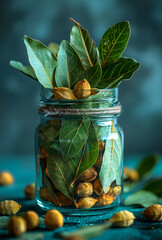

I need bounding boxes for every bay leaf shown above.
[41,123,60,142]
[48,42,59,56]
[97,58,140,89]
[94,123,110,140]
[124,190,160,207]
[86,90,112,101]
[47,154,76,201]
[24,35,57,88]
[17,233,44,240]
[0,216,10,229]
[70,18,98,70]
[98,21,130,66]
[10,61,37,80]
[55,40,84,88]
[59,119,90,161]
[61,221,112,239]
[99,122,122,193]
[143,178,162,197]
[137,154,159,179]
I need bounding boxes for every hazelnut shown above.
[123,167,139,182]
[98,140,105,151]
[109,210,135,227]
[77,197,97,209]
[40,187,52,202]
[96,194,115,207]
[24,183,35,199]
[74,79,91,99]
[93,178,110,196]
[24,211,39,230]
[8,216,27,236]
[0,171,14,186]
[53,87,77,100]
[45,209,64,229]
[78,167,97,182]
[0,200,21,215]
[76,182,93,197]
[142,204,162,221]
[108,186,121,197]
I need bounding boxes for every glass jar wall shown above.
[35,87,123,217]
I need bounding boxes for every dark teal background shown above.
[0,0,162,156]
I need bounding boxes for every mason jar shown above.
[35,87,123,218]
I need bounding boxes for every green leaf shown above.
[48,42,59,56]
[97,58,140,89]
[86,89,112,101]
[99,122,122,192]
[98,21,130,66]
[41,121,60,142]
[10,61,37,80]
[55,40,84,88]
[75,123,99,180]
[143,178,162,197]
[61,221,112,239]
[59,119,90,161]
[94,123,110,140]
[24,35,57,88]
[0,216,10,229]
[47,154,76,201]
[70,18,98,70]
[124,190,160,207]
[137,154,159,179]
[18,233,44,240]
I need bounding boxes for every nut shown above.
[78,167,97,182]
[142,204,162,221]
[76,182,93,197]
[98,140,105,151]
[94,155,102,166]
[74,79,91,99]
[109,210,135,227]
[53,87,77,100]
[91,88,98,96]
[51,192,73,206]
[0,200,21,215]
[96,194,115,207]
[24,183,35,199]
[8,216,27,236]
[24,211,39,230]
[45,209,64,229]
[40,187,52,202]
[40,147,49,159]
[77,197,97,209]
[123,167,139,182]
[93,178,110,196]
[0,171,14,186]
[108,186,121,197]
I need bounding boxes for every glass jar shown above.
[35,87,123,219]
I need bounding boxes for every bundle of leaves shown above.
[10,18,140,90]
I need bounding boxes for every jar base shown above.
[36,197,120,223]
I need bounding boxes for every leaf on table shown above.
[70,18,98,70]
[48,42,59,56]
[55,40,84,88]
[74,122,99,181]
[97,58,140,89]
[0,216,10,229]
[143,178,162,197]
[99,122,122,193]
[10,61,37,80]
[123,182,137,193]
[61,221,112,239]
[59,119,90,161]
[137,154,159,179]
[17,232,44,240]
[47,154,76,201]
[124,190,160,207]
[24,35,57,88]
[98,21,130,66]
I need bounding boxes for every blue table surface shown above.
[0,156,162,240]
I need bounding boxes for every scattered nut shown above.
[51,192,73,206]
[77,197,97,209]
[40,187,52,202]
[8,216,27,236]
[93,178,110,196]
[76,182,93,197]
[108,186,121,197]
[24,183,35,199]
[109,210,135,227]
[45,209,64,229]
[74,79,91,99]
[78,167,97,182]
[0,171,14,186]
[123,167,139,182]
[142,204,162,221]
[53,87,77,100]
[24,211,39,230]
[0,200,21,215]
[98,140,105,151]
[96,194,115,207]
